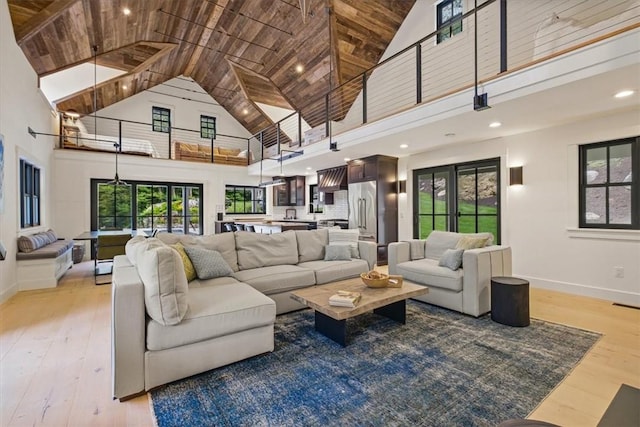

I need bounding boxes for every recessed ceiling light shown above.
[400,144,408,149]
[123,7,131,16]
[242,108,249,115]
[489,122,502,128]
[614,90,635,98]
[306,167,312,170]
[344,157,351,162]
[295,64,304,73]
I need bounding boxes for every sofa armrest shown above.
[358,240,377,270]
[388,242,410,275]
[462,245,513,317]
[111,255,146,400]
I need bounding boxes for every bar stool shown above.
[245,225,255,232]
[223,223,234,232]
[233,224,245,231]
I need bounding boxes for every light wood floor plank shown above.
[0,262,638,426]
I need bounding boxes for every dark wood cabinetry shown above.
[273,176,305,206]
[347,155,398,265]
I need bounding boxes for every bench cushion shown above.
[146,283,275,351]
[16,239,73,260]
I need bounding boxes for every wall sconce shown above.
[398,180,407,194]
[509,166,523,186]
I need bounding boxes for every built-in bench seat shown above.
[16,230,73,290]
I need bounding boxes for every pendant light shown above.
[91,44,128,186]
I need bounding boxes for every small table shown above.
[491,276,530,327]
[290,277,428,346]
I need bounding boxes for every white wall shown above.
[402,109,640,305]
[52,151,259,243]
[0,0,58,303]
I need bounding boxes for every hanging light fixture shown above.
[91,44,128,186]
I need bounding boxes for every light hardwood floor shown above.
[1,261,638,426]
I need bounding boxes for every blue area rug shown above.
[150,301,600,427]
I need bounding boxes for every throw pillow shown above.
[455,236,489,250]
[324,245,352,261]
[170,242,197,282]
[328,228,360,258]
[184,246,233,279]
[438,248,464,270]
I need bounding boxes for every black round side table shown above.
[491,276,530,327]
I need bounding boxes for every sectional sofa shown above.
[111,228,376,400]
[388,231,512,317]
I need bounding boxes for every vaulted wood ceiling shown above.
[8,0,415,136]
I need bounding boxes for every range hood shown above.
[317,166,348,193]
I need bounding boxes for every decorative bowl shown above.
[360,272,389,288]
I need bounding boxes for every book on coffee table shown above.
[329,291,361,308]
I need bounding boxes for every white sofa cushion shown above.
[295,229,328,262]
[394,258,463,292]
[146,283,275,351]
[137,245,189,326]
[233,265,315,295]
[188,276,241,288]
[235,231,298,270]
[297,259,369,285]
[423,231,462,261]
[125,236,165,266]
[328,228,360,258]
[157,232,239,272]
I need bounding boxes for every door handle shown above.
[362,199,366,229]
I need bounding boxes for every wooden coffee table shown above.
[290,277,428,346]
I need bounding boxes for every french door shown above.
[413,158,501,243]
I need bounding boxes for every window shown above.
[414,158,501,242]
[579,137,638,229]
[20,159,41,228]
[437,0,463,44]
[225,185,265,214]
[200,115,216,139]
[91,179,203,234]
[152,106,171,133]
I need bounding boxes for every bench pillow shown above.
[17,230,57,253]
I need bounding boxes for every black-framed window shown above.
[414,158,501,243]
[152,106,171,133]
[91,179,203,234]
[436,0,463,44]
[579,137,638,229]
[200,115,217,139]
[20,159,41,228]
[225,185,265,214]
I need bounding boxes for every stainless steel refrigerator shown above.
[348,181,377,241]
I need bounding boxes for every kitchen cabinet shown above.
[273,176,305,206]
[347,158,378,183]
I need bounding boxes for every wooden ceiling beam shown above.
[183,0,229,77]
[131,43,178,74]
[15,0,77,46]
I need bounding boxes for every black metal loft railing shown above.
[252,0,640,160]
[60,114,254,166]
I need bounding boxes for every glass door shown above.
[413,158,501,242]
[457,163,499,241]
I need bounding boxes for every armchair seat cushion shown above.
[146,283,275,351]
[395,258,463,292]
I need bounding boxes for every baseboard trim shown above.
[517,274,640,307]
[0,282,18,305]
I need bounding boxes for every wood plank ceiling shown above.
[8,0,415,136]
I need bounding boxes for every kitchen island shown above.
[235,221,310,233]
